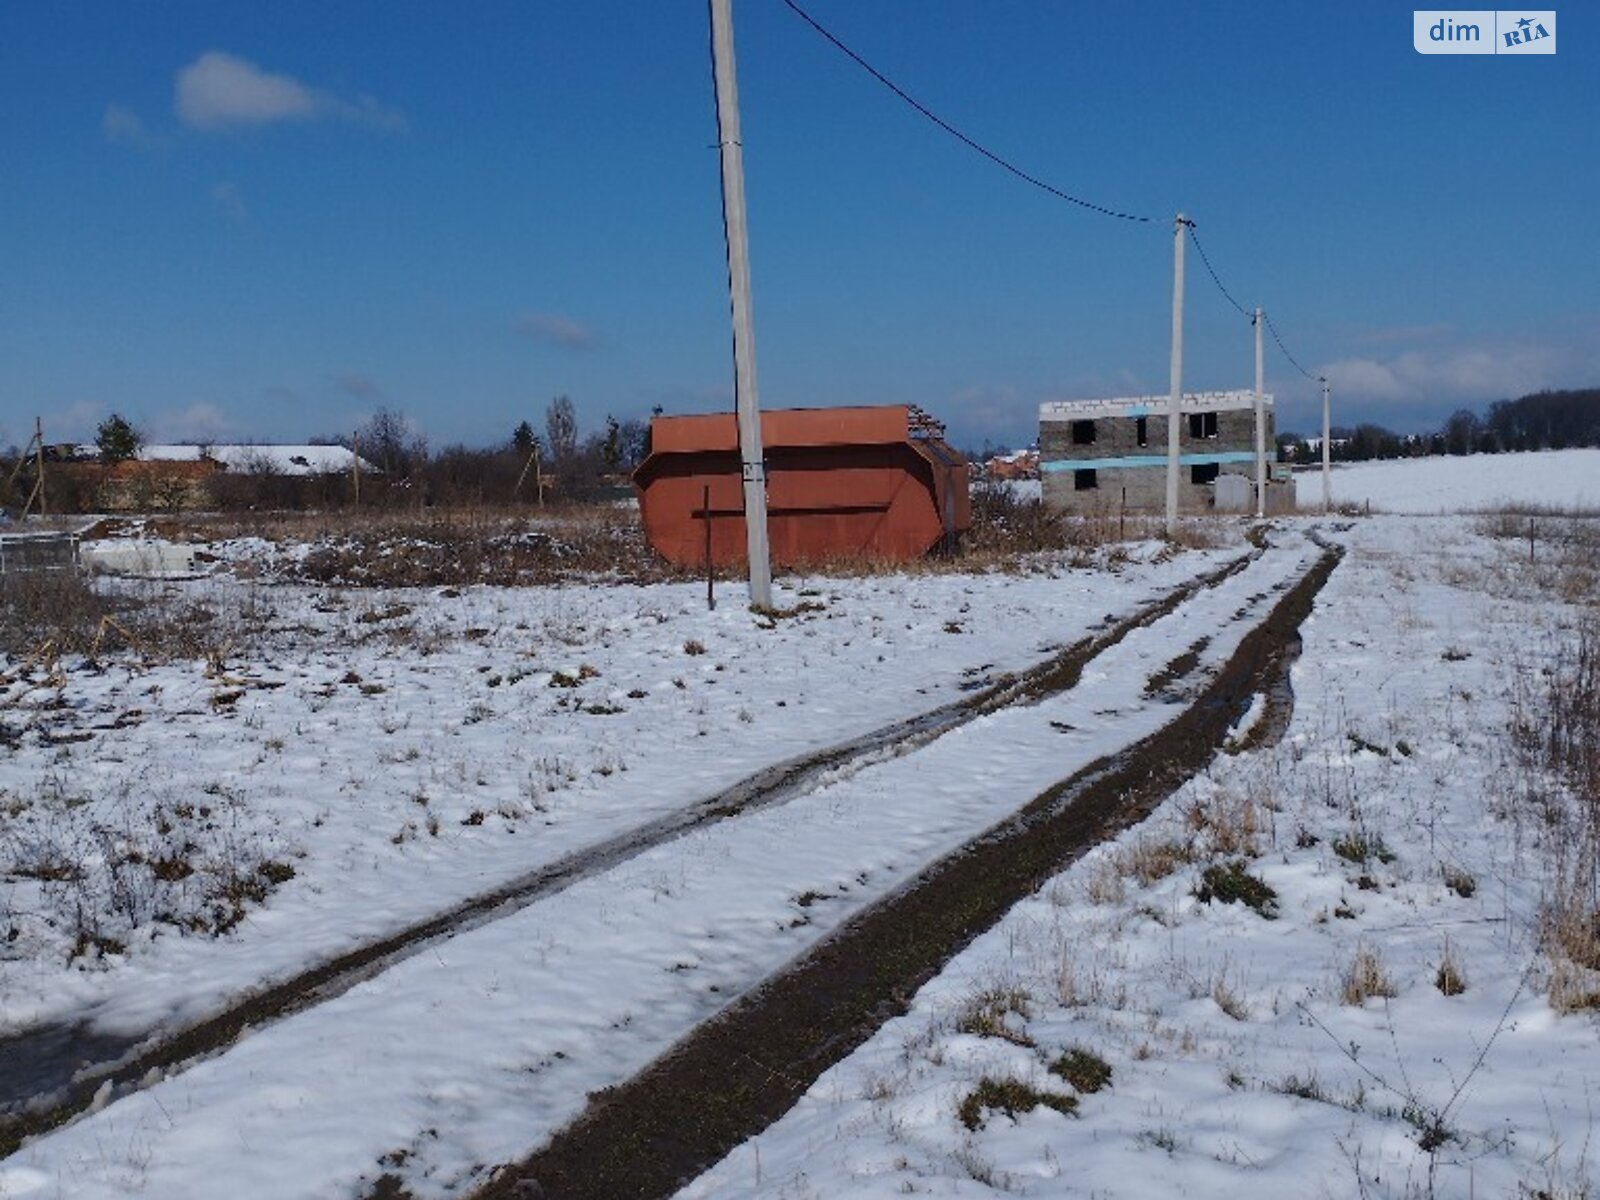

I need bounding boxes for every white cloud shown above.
[1322,343,1570,407]
[176,52,317,129]
[103,103,161,147]
[515,311,594,350]
[174,51,404,132]
[149,403,235,443]
[209,181,248,221]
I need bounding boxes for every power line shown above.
[1189,224,1321,380]
[778,0,1155,224]
[779,1,1326,384]
[1186,223,1250,319]
[1263,312,1319,381]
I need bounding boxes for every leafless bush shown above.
[1,568,274,665]
[230,506,683,588]
[959,488,1231,565]
[0,570,118,657]
[962,487,1080,558]
[1544,617,1600,807]
[0,778,296,960]
[1477,511,1600,603]
[1509,611,1600,1010]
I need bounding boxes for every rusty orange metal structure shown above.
[633,405,970,568]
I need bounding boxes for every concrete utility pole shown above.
[709,0,773,608]
[1321,376,1332,513]
[1165,213,1187,538]
[1253,306,1266,519]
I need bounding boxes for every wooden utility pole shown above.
[7,421,40,515]
[33,417,46,516]
[514,442,546,505]
[1165,214,1187,538]
[1253,307,1266,519]
[351,431,362,505]
[709,0,773,608]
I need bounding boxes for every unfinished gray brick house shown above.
[1040,390,1291,514]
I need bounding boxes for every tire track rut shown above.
[463,535,1341,1200]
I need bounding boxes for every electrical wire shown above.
[1263,312,1319,381]
[1186,223,1250,319]
[1190,224,1323,379]
[777,0,1327,381]
[778,0,1154,223]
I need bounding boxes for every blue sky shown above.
[2,2,1595,452]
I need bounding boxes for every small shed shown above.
[633,405,969,568]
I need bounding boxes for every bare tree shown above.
[357,407,427,479]
[545,396,578,467]
[1443,409,1483,456]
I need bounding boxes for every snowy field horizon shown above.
[1296,447,1600,514]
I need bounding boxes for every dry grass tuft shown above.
[1113,836,1197,887]
[1049,1047,1113,1093]
[1055,954,1129,1010]
[1195,860,1279,919]
[954,983,1035,1046]
[1184,789,1263,858]
[1545,901,1600,1012]
[1435,937,1468,996]
[957,1076,1077,1131]
[1340,943,1399,1005]
[1084,858,1126,905]
[1211,968,1251,1020]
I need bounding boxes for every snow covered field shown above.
[682,513,1600,1200]
[1296,447,1600,513]
[2,451,1598,1199]
[1,539,1247,1035]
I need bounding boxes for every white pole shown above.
[709,0,773,609]
[1321,376,1332,514]
[1166,214,1186,539]
[1253,306,1266,518]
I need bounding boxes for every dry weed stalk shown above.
[1341,943,1399,1005]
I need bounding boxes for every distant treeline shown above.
[1,398,653,515]
[1281,388,1600,463]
